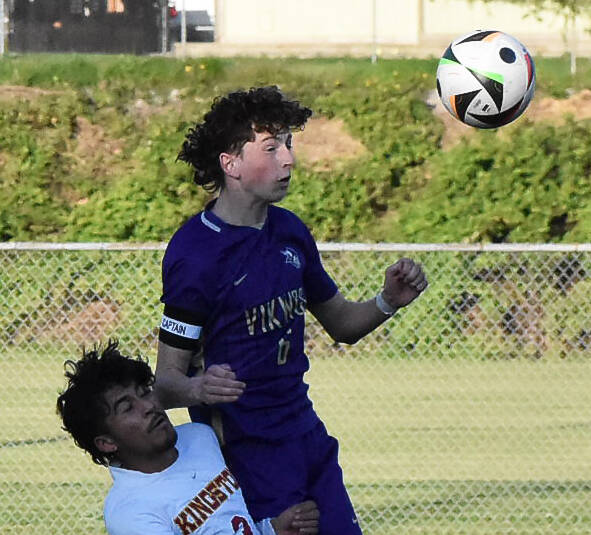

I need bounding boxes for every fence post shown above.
[0,0,5,55]
[180,0,187,56]
[161,0,168,54]
[370,0,377,63]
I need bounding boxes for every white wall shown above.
[423,1,589,49]
[211,0,591,56]
[424,0,564,36]
[217,0,419,45]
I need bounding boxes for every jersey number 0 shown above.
[276,328,292,365]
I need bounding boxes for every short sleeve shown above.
[160,255,211,350]
[300,225,338,306]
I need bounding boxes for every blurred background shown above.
[1,0,590,57]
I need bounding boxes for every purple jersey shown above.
[160,203,338,443]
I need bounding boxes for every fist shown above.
[196,364,246,405]
[382,257,427,309]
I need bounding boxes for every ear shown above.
[94,434,118,455]
[219,152,240,179]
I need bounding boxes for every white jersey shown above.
[104,423,276,535]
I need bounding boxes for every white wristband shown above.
[376,291,397,316]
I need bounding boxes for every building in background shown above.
[4,0,591,57]
[9,0,163,54]
[174,0,591,59]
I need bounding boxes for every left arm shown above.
[308,257,428,345]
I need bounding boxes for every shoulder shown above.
[270,207,323,260]
[270,205,313,238]
[165,212,208,254]
[176,422,218,442]
[162,212,221,281]
[176,423,222,456]
[270,205,304,225]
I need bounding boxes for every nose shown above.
[280,145,295,168]
[139,392,159,413]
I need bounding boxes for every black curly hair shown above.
[178,85,312,193]
[56,340,153,466]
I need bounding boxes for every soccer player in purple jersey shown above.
[155,86,428,534]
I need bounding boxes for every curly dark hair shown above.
[56,340,153,466]
[178,85,312,192]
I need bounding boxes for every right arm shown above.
[158,249,245,409]
[154,340,246,409]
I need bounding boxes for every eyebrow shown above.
[261,133,291,143]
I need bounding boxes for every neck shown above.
[212,190,268,229]
[118,447,178,474]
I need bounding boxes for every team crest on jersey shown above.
[281,247,301,269]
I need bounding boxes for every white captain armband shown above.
[158,305,203,350]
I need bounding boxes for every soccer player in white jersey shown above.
[57,341,319,535]
[156,86,428,534]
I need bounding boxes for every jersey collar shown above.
[201,199,270,233]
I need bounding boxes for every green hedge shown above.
[1,54,591,242]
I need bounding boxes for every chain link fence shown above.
[1,242,591,534]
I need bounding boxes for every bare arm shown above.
[308,292,388,345]
[309,257,428,345]
[154,340,245,409]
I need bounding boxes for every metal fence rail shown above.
[1,242,591,534]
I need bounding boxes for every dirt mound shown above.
[430,89,591,150]
[427,92,474,150]
[74,116,124,159]
[294,116,366,170]
[527,89,591,123]
[48,300,121,344]
[0,85,64,101]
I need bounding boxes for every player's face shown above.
[234,130,295,203]
[98,382,177,467]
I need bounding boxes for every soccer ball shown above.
[436,30,535,128]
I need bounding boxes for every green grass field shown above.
[2,353,590,534]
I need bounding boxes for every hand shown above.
[382,257,428,309]
[271,500,320,535]
[194,364,246,405]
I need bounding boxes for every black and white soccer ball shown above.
[436,30,535,129]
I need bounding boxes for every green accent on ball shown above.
[439,58,459,66]
[469,68,504,84]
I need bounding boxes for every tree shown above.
[475,0,591,74]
